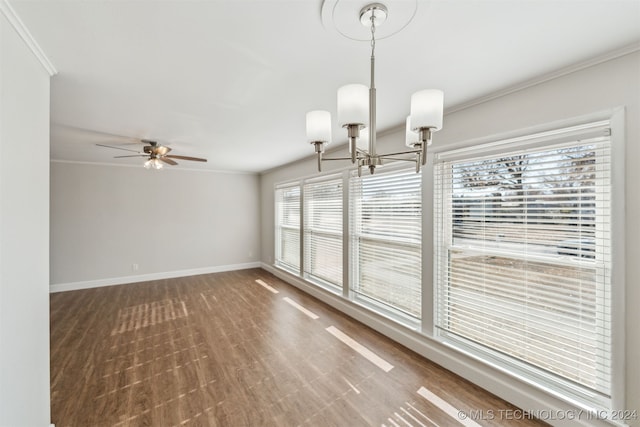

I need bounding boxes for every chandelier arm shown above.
[377,149,422,157]
[320,156,355,161]
[379,157,420,162]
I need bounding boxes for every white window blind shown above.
[434,123,612,407]
[304,175,343,289]
[350,166,422,320]
[275,183,300,272]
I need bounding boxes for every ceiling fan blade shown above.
[165,155,207,162]
[97,144,143,154]
[56,124,140,144]
[114,155,148,158]
[160,157,178,166]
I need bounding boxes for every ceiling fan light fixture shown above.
[144,158,163,170]
[97,139,207,169]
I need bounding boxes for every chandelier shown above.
[306,3,443,175]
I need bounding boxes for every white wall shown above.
[0,7,51,427]
[260,51,640,425]
[50,162,261,289]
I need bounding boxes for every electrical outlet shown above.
[132,263,139,271]
[248,251,253,258]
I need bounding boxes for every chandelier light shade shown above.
[306,2,444,175]
[410,89,444,131]
[337,84,369,127]
[306,110,332,145]
[405,116,420,148]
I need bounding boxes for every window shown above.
[304,174,343,290]
[350,166,422,321]
[275,183,300,273]
[434,122,612,408]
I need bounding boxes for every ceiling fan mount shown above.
[97,139,207,169]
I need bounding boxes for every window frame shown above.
[349,164,423,326]
[303,173,344,292]
[271,111,625,415]
[431,119,623,412]
[274,182,302,274]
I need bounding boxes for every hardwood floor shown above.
[50,269,547,426]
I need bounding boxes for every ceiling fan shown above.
[97,139,207,169]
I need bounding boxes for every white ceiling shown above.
[10,0,640,173]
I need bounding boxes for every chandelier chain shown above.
[370,14,376,57]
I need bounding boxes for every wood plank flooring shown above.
[50,268,548,426]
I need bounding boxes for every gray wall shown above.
[0,10,51,426]
[51,162,260,287]
[260,51,640,423]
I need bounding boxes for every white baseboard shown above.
[49,262,261,293]
[260,262,613,427]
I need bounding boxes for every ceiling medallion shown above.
[321,0,418,41]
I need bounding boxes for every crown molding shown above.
[50,159,258,175]
[0,0,57,76]
[447,41,640,115]
[261,42,640,176]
